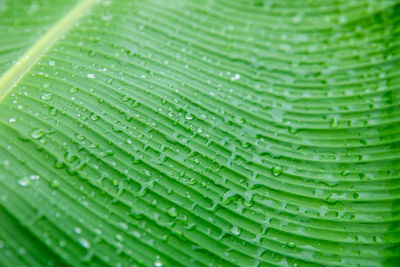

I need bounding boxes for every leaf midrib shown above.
[0,0,96,101]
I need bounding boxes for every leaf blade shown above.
[1,0,400,266]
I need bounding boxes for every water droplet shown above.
[99,150,114,157]
[30,129,46,139]
[8,117,16,123]
[18,177,31,187]
[121,95,130,102]
[49,107,58,116]
[292,15,302,23]
[49,60,55,66]
[154,256,163,267]
[87,74,96,79]
[234,116,246,124]
[74,227,82,234]
[29,174,40,181]
[78,238,90,249]
[339,16,347,24]
[271,166,283,177]
[41,93,53,101]
[353,192,359,199]
[90,113,100,121]
[53,159,65,169]
[167,207,178,218]
[50,180,60,188]
[58,239,66,248]
[185,114,193,121]
[341,170,350,176]
[230,225,241,236]
[115,234,124,242]
[330,117,338,128]
[231,73,241,81]
[287,242,296,248]
[289,127,298,134]
[222,190,237,204]
[132,101,140,108]
[69,87,79,93]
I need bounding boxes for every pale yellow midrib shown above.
[0,0,96,101]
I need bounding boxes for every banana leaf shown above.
[0,0,399,266]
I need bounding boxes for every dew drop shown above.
[234,116,246,124]
[18,177,31,187]
[90,113,100,121]
[78,238,90,249]
[121,95,130,102]
[339,15,347,24]
[29,174,40,181]
[271,166,283,177]
[58,239,66,248]
[341,170,350,176]
[69,87,79,94]
[49,107,58,116]
[167,207,178,218]
[115,234,124,242]
[230,225,241,236]
[132,101,140,108]
[231,73,241,81]
[99,150,114,157]
[53,159,65,169]
[330,117,338,128]
[74,227,82,234]
[287,242,296,248]
[87,74,96,79]
[185,114,193,121]
[30,129,46,139]
[50,180,60,189]
[221,190,237,204]
[292,15,302,23]
[154,256,163,267]
[41,93,53,101]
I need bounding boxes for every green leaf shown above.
[1,0,400,266]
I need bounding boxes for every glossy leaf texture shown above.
[0,0,400,266]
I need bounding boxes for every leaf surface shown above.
[0,0,400,266]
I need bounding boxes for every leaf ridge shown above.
[0,0,96,101]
